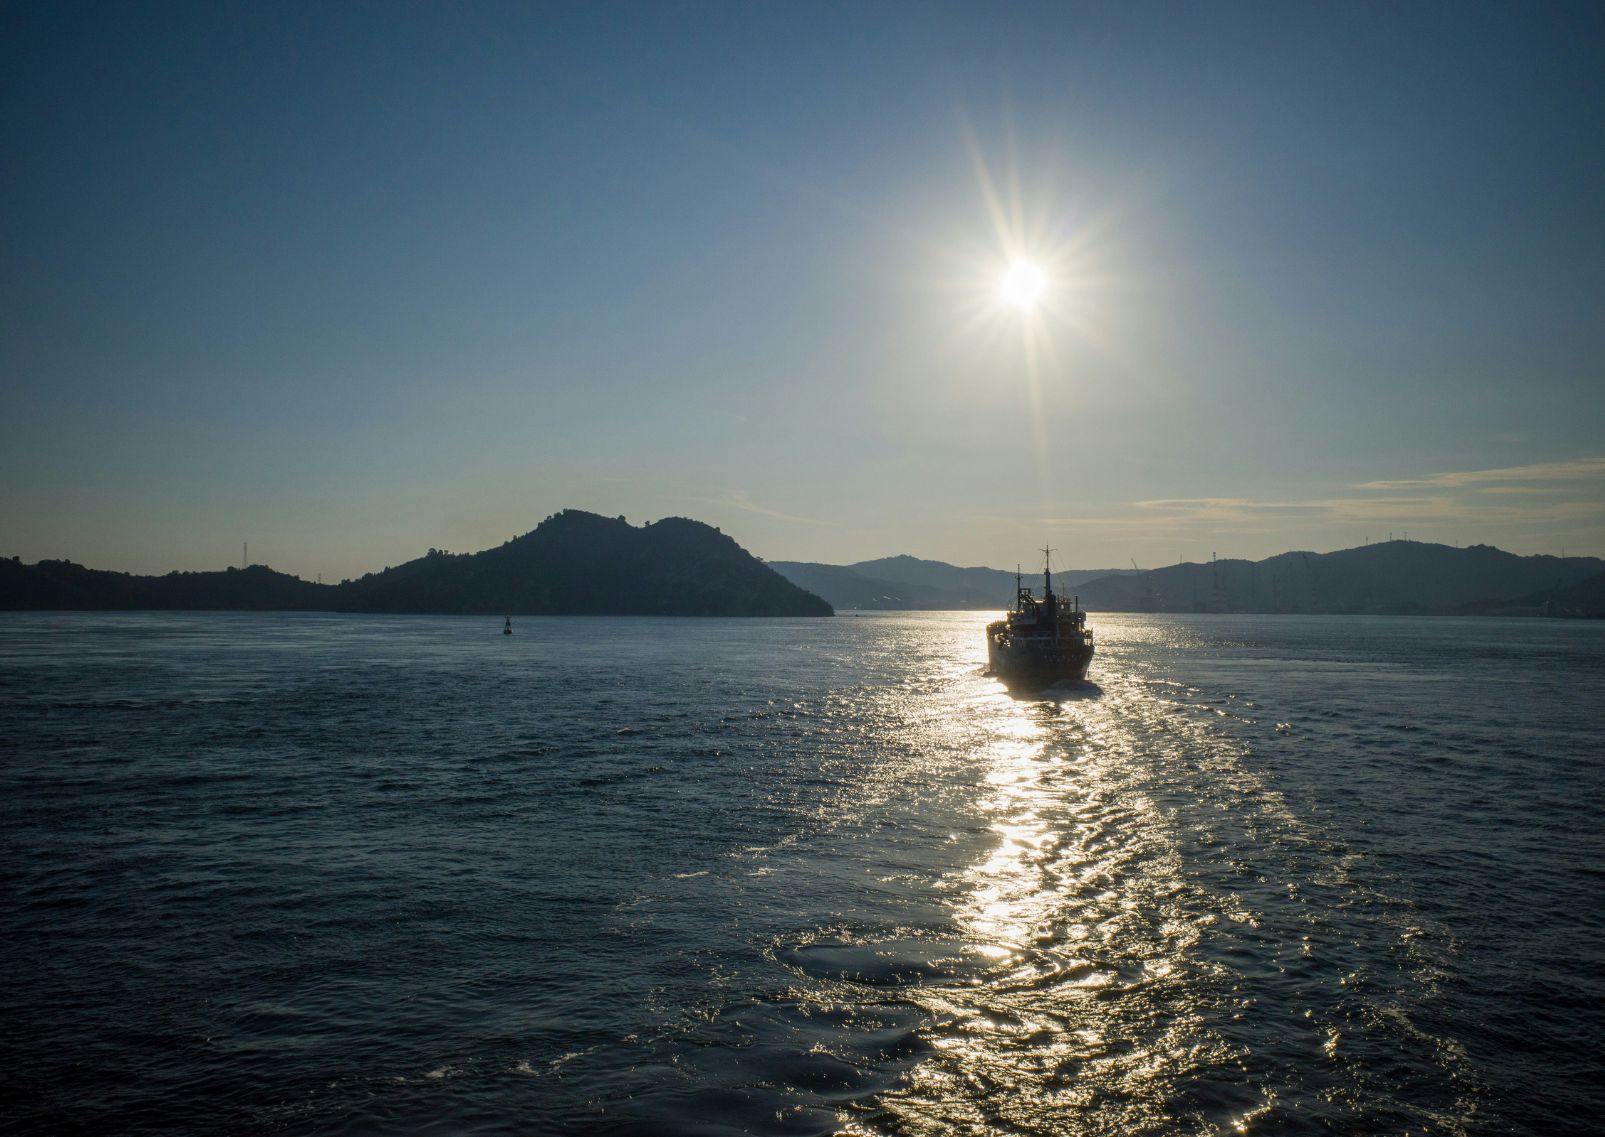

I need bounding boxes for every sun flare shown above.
[998,260,1048,311]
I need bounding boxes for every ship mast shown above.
[1042,546,1055,603]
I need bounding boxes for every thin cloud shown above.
[1133,497,1342,518]
[1049,494,1604,530]
[1004,457,1605,558]
[1358,457,1605,490]
[684,490,830,527]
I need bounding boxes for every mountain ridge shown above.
[769,557,1130,611]
[6,530,1600,618]
[771,541,1603,615]
[0,510,832,617]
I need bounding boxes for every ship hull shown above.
[986,621,1095,688]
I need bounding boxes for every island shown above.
[0,510,834,617]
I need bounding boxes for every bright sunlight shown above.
[998,260,1048,311]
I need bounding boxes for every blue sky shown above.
[3,1,1602,579]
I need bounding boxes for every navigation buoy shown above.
[503,616,512,635]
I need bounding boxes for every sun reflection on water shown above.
[741,615,1467,1136]
[868,674,1259,1135]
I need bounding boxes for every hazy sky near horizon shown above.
[4,1,1603,579]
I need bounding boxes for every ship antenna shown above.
[1042,546,1055,598]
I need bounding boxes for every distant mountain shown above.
[0,511,832,617]
[768,541,1603,615]
[762,562,922,610]
[7,531,1597,618]
[1462,567,1605,618]
[768,555,1133,610]
[1070,541,1603,615]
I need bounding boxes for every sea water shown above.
[1,611,1601,1135]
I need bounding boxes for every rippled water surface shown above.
[2,611,1601,1135]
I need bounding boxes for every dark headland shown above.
[0,510,833,617]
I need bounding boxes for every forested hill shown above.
[769,556,1131,610]
[0,558,326,612]
[0,511,832,617]
[1070,540,1603,615]
[338,511,831,616]
[7,530,1597,618]
[770,541,1602,616]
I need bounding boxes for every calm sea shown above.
[1,611,1601,1135]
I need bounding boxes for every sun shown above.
[998,260,1048,311]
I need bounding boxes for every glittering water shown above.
[1,611,1601,1135]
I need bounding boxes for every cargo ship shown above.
[986,551,1095,688]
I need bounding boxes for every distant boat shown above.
[503,616,512,635]
[986,550,1095,688]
